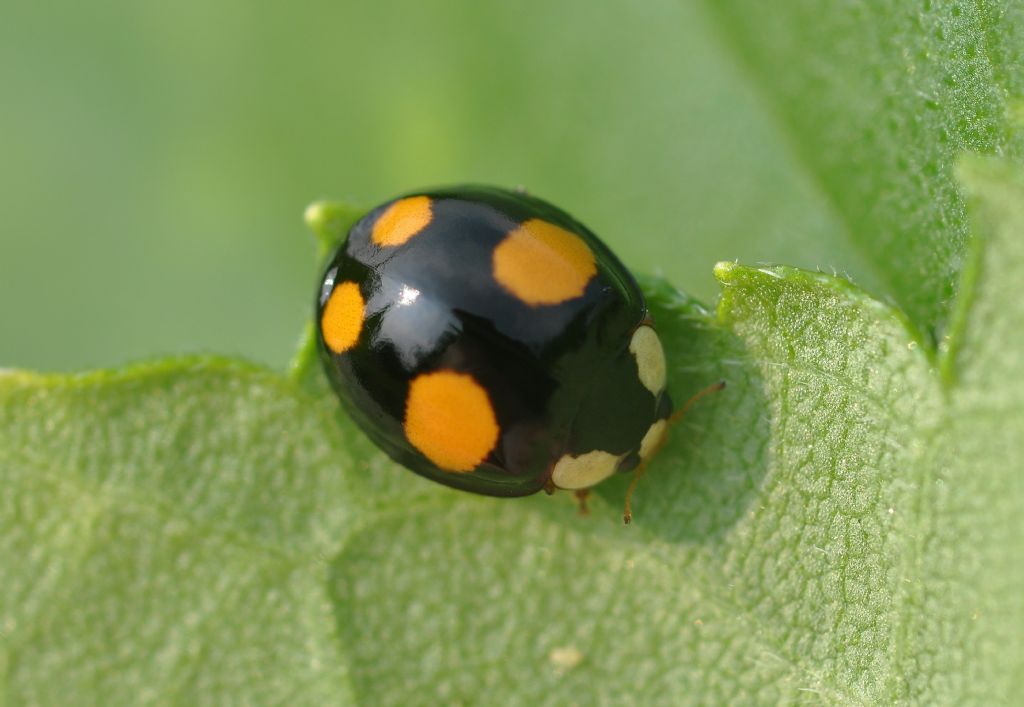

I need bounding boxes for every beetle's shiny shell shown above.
[317,186,671,497]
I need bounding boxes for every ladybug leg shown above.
[543,477,557,495]
[623,460,650,525]
[622,379,726,525]
[574,488,591,516]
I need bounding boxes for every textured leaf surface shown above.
[0,363,358,704]
[2,159,1022,704]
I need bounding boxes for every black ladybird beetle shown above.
[316,186,676,522]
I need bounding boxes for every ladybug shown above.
[316,186,674,521]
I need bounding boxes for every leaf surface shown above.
[2,158,1022,703]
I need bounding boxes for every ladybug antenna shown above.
[623,379,726,525]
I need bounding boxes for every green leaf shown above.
[4,2,1024,704]
[0,361,360,704]
[704,0,1024,334]
[3,158,1022,703]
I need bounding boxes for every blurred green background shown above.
[0,0,879,372]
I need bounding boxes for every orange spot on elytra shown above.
[492,219,597,306]
[320,281,364,353]
[371,196,433,247]
[404,371,499,472]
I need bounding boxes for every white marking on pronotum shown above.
[638,419,668,461]
[551,449,621,489]
[629,325,666,394]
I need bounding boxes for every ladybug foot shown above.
[574,488,591,516]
